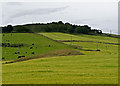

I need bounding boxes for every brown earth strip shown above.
[3,49,84,64]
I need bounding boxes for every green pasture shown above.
[2,33,72,60]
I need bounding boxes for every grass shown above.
[64,42,118,53]
[2,32,118,84]
[40,32,118,55]
[4,49,84,64]
[2,33,73,60]
[2,53,118,84]
[40,32,118,43]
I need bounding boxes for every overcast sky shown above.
[0,0,119,34]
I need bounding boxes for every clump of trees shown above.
[2,21,103,35]
[2,25,13,33]
[13,25,31,33]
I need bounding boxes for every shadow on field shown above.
[3,49,84,64]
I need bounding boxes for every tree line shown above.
[2,21,102,35]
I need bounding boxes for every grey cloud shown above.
[4,6,69,24]
[11,6,69,18]
[71,18,92,24]
[5,2,23,5]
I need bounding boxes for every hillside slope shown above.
[2,33,73,60]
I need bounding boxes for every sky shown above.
[0,0,119,34]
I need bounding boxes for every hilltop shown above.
[2,21,102,34]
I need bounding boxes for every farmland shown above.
[2,33,73,60]
[40,32,118,55]
[40,32,118,43]
[2,32,118,84]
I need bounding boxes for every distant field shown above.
[2,32,118,84]
[64,42,118,54]
[2,33,72,60]
[40,32,118,43]
[40,32,118,54]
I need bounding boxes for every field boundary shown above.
[58,40,120,45]
[38,33,101,51]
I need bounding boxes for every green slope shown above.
[2,33,73,60]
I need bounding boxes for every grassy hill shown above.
[2,33,73,60]
[2,32,118,84]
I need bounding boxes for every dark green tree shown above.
[14,26,31,32]
[7,25,13,32]
[75,25,91,34]
[2,25,13,33]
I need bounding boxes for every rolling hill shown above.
[2,32,118,84]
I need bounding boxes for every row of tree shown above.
[2,21,102,34]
